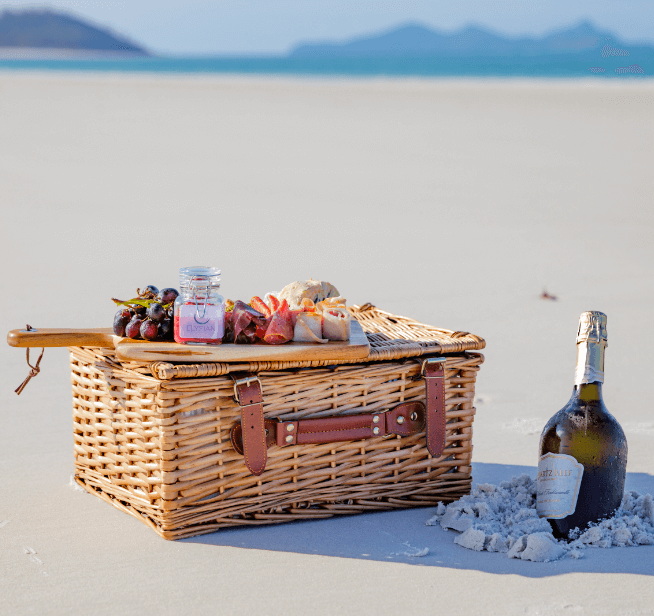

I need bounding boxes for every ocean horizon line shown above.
[0,53,651,79]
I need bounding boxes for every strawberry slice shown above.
[269,295,280,313]
[251,296,271,318]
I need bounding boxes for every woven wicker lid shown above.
[350,304,485,356]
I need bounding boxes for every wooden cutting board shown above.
[114,320,370,363]
[7,321,371,363]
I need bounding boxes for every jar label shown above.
[178,304,224,339]
[536,453,584,519]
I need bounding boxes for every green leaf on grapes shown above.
[112,297,152,308]
[112,297,175,309]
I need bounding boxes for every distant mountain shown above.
[0,8,148,55]
[290,21,623,57]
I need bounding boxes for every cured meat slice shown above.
[289,309,302,329]
[223,310,235,343]
[264,299,294,345]
[254,318,270,341]
[232,300,268,344]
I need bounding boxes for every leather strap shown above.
[275,401,425,446]
[232,375,267,476]
[230,357,448,473]
[423,358,447,458]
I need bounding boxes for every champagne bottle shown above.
[537,311,627,540]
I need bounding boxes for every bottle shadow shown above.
[182,462,654,578]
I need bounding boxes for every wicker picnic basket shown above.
[69,304,485,540]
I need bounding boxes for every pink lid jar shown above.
[173,267,225,344]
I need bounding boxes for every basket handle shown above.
[273,402,425,445]
[230,400,426,461]
[230,360,447,475]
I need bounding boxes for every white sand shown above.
[1,73,653,615]
[431,475,654,561]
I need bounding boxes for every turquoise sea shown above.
[0,51,653,77]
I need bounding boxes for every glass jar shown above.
[173,266,225,344]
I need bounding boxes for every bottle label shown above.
[536,453,584,519]
[178,304,224,340]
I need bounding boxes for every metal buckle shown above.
[233,376,262,404]
[421,357,446,377]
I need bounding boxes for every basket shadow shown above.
[182,462,654,578]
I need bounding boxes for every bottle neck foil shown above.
[575,340,606,385]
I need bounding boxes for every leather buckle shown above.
[421,357,446,377]
[233,375,262,404]
[231,418,278,455]
[232,374,267,476]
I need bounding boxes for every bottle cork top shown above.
[577,311,607,345]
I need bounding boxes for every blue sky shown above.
[2,0,653,54]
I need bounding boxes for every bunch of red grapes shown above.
[112,286,179,341]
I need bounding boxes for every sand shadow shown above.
[182,462,654,578]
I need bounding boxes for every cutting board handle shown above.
[7,327,115,348]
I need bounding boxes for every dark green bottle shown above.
[537,311,628,540]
